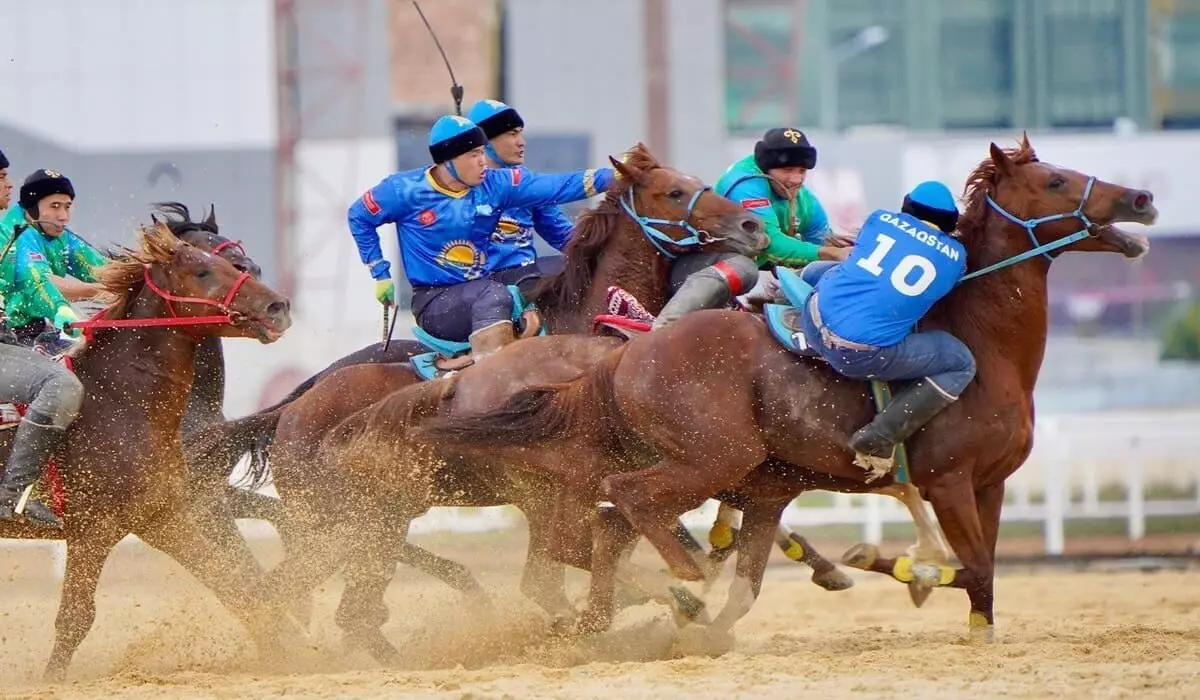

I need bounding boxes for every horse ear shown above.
[203,204,217,228]
[989,142,1015,177]
[609,154,644,185]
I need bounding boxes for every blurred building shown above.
[1,0,1199,413]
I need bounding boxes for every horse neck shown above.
[543,216,669,334]
[930,215,1052,395]
[75,291,204,430]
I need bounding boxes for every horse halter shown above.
[618,185,723,260]
[69,266,253,333]
[210,238,247,257]
[961,176,1097,282]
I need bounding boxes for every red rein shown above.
[68,267,251,333]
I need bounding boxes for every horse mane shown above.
[531,144,659,312]
[151,201,218,236]
[957,134,1039,248]
[92,222,183,319]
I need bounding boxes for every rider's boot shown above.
[848,379,956,480]
[468,321,516,362]
[0,411,67,529]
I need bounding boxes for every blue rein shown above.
[618,186,718,260]
[960,176,1097,282]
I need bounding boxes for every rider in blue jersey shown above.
[465,99,574,288]
[798,181,976,478]
[347,115,617,359]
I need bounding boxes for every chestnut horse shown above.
[416,136,1156,638]
[255,145,784,662]
[0,222,294,680]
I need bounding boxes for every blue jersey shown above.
[815,209,966,347]
[487,167,575,270]
[348,165,612,287]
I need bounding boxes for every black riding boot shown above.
[848,380,956,480]
[0,414,67,529]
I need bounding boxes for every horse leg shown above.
[133,507,293,664]
[519,502,576,626]
[335,516,408,667]
[709,498,789,635]
[772,525,855,592]
[701,502,740,586]
[841,478,994,640]
[601,456,757,583]
[577,505,644,633]
[873,482,952,607]
[44,529,124,682]
[968,482,1005,642]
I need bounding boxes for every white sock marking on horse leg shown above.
[710,574,755,633]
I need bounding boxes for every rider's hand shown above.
[53,306,80,337]
[825,230,858,248]
[818,245,852,262]
[374,279,395,307]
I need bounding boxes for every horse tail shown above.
[416,344,628,447]
[183,408,284,491]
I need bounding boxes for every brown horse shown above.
[416,136,1156,638]
[0,222,293,680]
[256,145,858,661]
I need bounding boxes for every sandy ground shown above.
[1,533,1198,700]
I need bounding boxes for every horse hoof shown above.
[669,585,710,627]
[841,543,878,570]
[907,580,933,608]
[811,567,855,591]
[968,624,996,644]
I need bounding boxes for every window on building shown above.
[1044,0,1125,129]
[724,2,799,134]
[938,1,1015,129]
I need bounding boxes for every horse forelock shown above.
[958,136,1040,248]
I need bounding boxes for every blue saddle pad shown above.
[775,267,814,309]
[409,352,442,381]
[764,303,815,356]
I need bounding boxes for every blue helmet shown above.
[428,115,488,164]
[466,99,525,140]
[902,181,959,233]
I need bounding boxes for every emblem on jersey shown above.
[362,190,381,215]
[783,129,804,144]
[27,252,45,262]
[436,240,487,280]
[475,204,494,216]
[510,168,522,186]
[740,197,770,210]
[490,218,532,247]
[418,209,437,226]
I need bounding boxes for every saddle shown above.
[409,284,547,381]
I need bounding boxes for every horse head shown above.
[609,143,768,259]
[961,134,1155,269]
[95,222,290,343]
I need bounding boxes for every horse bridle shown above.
[69,266,253,333]
[960,176,1098,282]
[618,185,724,260]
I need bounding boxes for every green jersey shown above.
[714,154,832,267]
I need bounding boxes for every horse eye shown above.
[667,189,684,199]
[1049,177,1067,190]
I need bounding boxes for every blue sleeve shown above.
[801,196,832,245]
[347,177,404,281]
[531,204,575,251]
[486,167,616,212]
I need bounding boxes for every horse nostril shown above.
[266,300,288,319]
[741,218,762,235]
[1131,190,1153,212]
